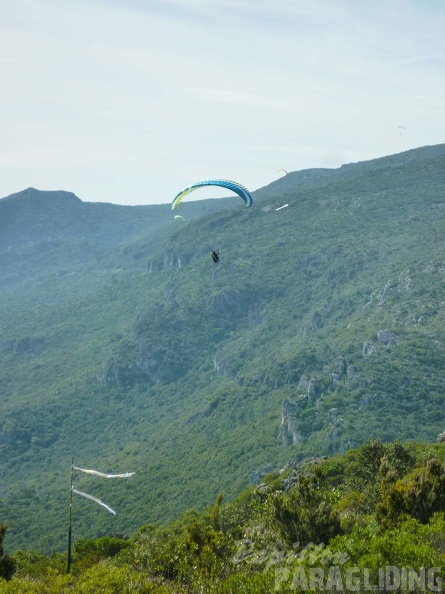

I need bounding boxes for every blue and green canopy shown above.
[171,179,253,210]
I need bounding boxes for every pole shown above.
[67,457,74,574]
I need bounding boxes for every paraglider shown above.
[277,169,288,176]
[171,179,253,210]
[397,126,406,135]
[211,250,220,263]
[174,215,185,221]
[275,204,289,211]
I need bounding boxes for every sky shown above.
[1,0,444,206]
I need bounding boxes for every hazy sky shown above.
[1,0,444,205]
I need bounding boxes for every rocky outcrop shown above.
[249,464,275,484]
[298,375,320,400]
[377,330,397,345]
[97,339,148,389]
[206,289,266,326]
[437,430,445,444]
[213,354,238,378]
[363,330,398,355]
[279,399,304,445]
[97,355,146,389]
[163,249,190,269]
[1,336,45,355]
[335,356,348,375]
[148,243,211,274]
[136,343,186,384]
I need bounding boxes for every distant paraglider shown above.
[171,179,253,210]
[211,250,220,263]
[397,126,406,135]
[275,204,289,211]
[277,169,288,176]
[174,215,185,221]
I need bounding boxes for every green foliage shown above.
[2,146,445,554]
[11,550,65,581]
[71,536,131,573]
[127,499,236,589]
[377,458,445,527]
[0,526,16,581]
[328,514,445,586]
[1,440,445,592]
[345,440,387,486]
[270,467,343,546]
[344,440,416,512]
[214,572,273,593]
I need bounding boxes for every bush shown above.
[0,525,16,581]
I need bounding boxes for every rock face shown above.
[377,330,397,345]
[1,336,45,355]
[163,249,191,270]
[335,356,348,375]
[279,400,304,445]
[363,330,398,354]
[206,289,266,326]
[437,430,445,444]
[136,343,186,384]
[99,285,267,388]
[213,354,238,378]
[298,375,320,400]
[148,246,209,273]
[249,464,275,484]
[98,357,145,389]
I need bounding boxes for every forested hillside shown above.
[1,440,445,592]
[1,144,445,554]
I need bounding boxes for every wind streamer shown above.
[74,466,135,479]
[73,489,116,515]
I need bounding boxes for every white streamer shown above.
[74,466,135,479]
[73,489,116,515]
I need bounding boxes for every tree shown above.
[377,458,445,527]
[271,467,342,546]
[0,524,16,581]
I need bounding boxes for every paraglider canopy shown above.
[171,179,253,210]
[174,215,185,221]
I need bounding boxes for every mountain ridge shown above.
[1,144,445,553]
[0,187,82,203]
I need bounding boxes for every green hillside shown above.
[1,440,445,592]
[0,187,237,290]
[1,145,445,554]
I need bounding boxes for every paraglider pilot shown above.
[211,250,220,263]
